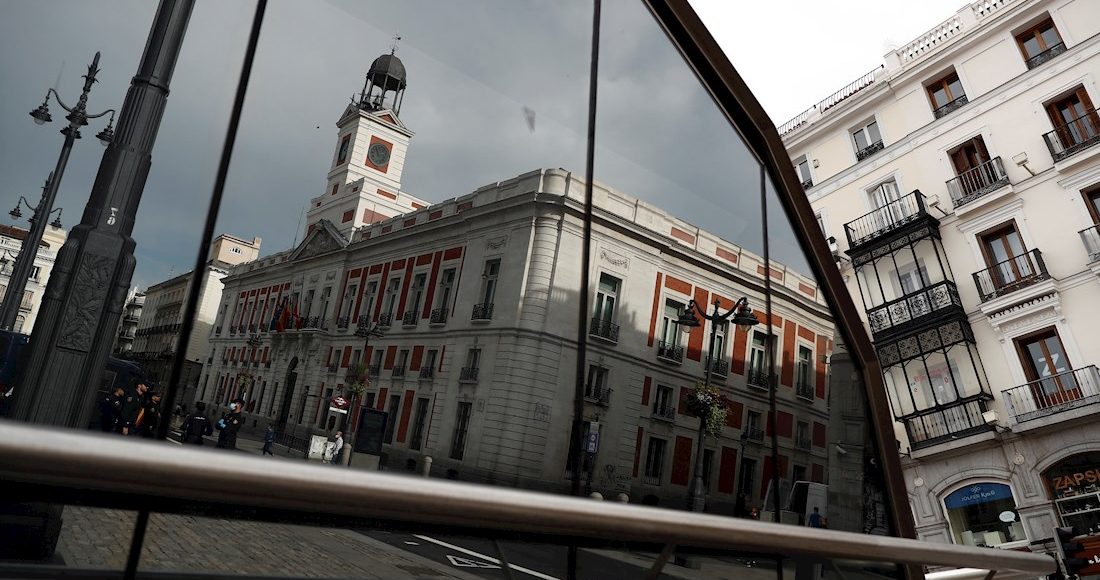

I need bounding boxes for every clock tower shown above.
[305,50,427,238]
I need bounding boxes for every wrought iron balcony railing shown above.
[744,427,765,443]
[946,157,1009,208]
[327,363,338,374]
[1081,224,1100,263]
[589,317,619,342]
[1044,109,1100,162]
[1026,42,1067,69]
[299,316,329,331]
[866,280,963,338]
[472,302,494,321]
[229,325,237,335]
[706,356,728,378]
[1002,365,1100,424]
[905,398,994,450]
[855,139,884,162]
[843,190,929,247]
[972,249,1049,302]
[652,404,676,421]
[337,316,350,329]
[794,436,812,451]
[796,381,814,401]
[747,369,777,391]
[418,366,434,379]
[377,312,394,327]
[459,366,479,382]
[933,94,968,119]
[367,365,381,377]
[392,365,406,378]
[584,384,611,405]
[656,341,683,364]
[430,307,448,325]
[356,315,371,329]
[214,326,222,335]
[402,311,418,327]
[801,178,813,190]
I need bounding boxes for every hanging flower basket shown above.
[685,382,730,436]
[236,372,255,391]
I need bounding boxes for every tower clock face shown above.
[367,142,390,167]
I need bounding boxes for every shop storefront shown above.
[1044,453,1100,577]
[944,482,1026,547]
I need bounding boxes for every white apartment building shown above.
[112,286,144,354]
[197,52,859,515]
[782,0,1100,561]
[0,223,66,333]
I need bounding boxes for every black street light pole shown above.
[12,0,196,428]
[345,321,384,464]
[0,54,116,331]
[677,296,759,512]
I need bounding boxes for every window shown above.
[657,299,685,361]
[393,350,408,377]
[29,266,41,281]
[450,401,472,460]
[739,457,756,498]
[867,180,910,229]
[1085,186,1100,224]
[230,247,243,255]
[381,278,400,324]
[591,273,620,340]
[433,268,455,322]
[421,350,437,378]
[407,273,426,316]
[319,286,332,320]
[461,349,480,382]
[947,136,1003,203]
[795,422,810,450]
[978,222,1035,295]
[409,397,430,451]
[795,158,813,189]
[643,437,667,484]
[701,449,715,492]
[1015,327,1078,407]
[1017,18,1064,69]
[361,281,378,323]
[797,346,813,392]
[895,259,929,296]
[383,394,401,444]
[369,349,383,375]
[945,483,1023,546]
[1046,87,1100,153]
[653,385,674,419]
[852,120,883,161]
[748,332,774,388]
[928,71,967,118]
[585,364,609,403]
[746,410,763,440]
[477,259,500,318]
[302,289,315,318]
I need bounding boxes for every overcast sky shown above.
[0,0,971,292]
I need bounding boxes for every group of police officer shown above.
[99,380,244,449]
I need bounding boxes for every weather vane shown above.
[390,32,402,55]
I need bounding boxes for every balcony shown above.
[706,356,728,379]
[589,318,619,343]
[744,427,764,443]
[1002,366,1100,424]
[1044,110,1100,162]
[229,326,237,335]
[643,473,661,486]
[377,312,393,328]
[801,178,813,190]
[337,316,350,330]
[855,139,884,162]
[471,302,494,321]
[459,366,479,382]
[123,314,140,323]
[972,250,1050,302]
[402,311,418,327]
[356,315,371,329]
[747,369,777,391]
[656,341,683,364]
[299,316,329,331]
[1026,42,1067,69]
[796,381,814,402]
[652,404,675,422]
[584,384,611,406]
[933,94,968,119]
[794,436,812,451]
[1082,225,1100,263]
[946,157,1009,208]
[430,307,448,325]
[418,367,434,380]
[392,365,406,378]
[904,398,994,450]
[368,365,381,377]
[264,361,271,368]
[214,326,222,335]
[843,191,935,250]
[327,363,338,374]
[866,280,964,340]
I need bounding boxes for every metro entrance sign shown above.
[331,395,350,409]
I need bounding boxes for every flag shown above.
[270,297,285,332]
[276,297,292,332]
[292,300,303,330]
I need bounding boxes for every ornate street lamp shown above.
[678,296,759,512]
[0,53,115,331]
[340,321,385,464]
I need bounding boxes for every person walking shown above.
[331,430,344,466]
[136,391,163,438]
[262,423,276,456]
[180,401,213,445]
[808,506,824,528]
[98,385,126,433]
[118,380,150,435]
[215,398,244,450]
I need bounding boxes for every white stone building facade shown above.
[0,223,66,333]
[782,0,1100,563]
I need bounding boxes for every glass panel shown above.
[1021,35,1043,58]
[1040,23,1062,49]
[867,121,882,144]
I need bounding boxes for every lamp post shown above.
[677,296,759,512]
[0,53,116,331]
[345,321,384,463]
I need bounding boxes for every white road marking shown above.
[413,534,561,580]
[404,541,420,546]
[446,555,500,569]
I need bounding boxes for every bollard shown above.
[589,492,603,500]
[616,493,629,503]
[422,455,432,477]
[340,443,353,466]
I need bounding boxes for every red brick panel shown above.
[384,346,398,369]
[376,388,388,411]
[397,390,415,443]
[725,401,743,429]
[342,210,354,223]
[443,247,463,261]
[715,247,738,263]
[678,386,691,416]
[376,189,397,200]
[811,463,825,483]
[686,288,708,362]
[780,322,796,388]
[403,218,417,228]
[731,326,749,375]
[797,326,814,342]
[799,282,817,298]
[812,422,826,448]
[670,227,695,244]
[340,346,352,368]
[647,273,663,347]
[410,346,424,371]
[776,411,793,438]
[641,376,651,407]
[633,427,644,477]
[422,251,443,318]
[671,436,693,486]
[429,210,444,220]
[718,447,737,494]
[664,275,691,295]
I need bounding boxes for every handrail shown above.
[777,66,882,136]
[0,422,1056,576]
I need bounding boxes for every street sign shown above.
[328,406,348,415]
[586,422,600,453]
[331,395,349,408]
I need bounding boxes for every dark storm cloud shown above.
[1,0,811,292]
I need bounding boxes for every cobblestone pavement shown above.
[55,506,482,579]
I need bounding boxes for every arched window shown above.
[944,482,1025,546]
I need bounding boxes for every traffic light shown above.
[1055,526,1088,580]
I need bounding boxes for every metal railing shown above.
[401,311,418,326]
[584,384,611,405]
[706,356,728,378]
[777,66,881,136]
[905,398,994,450]
[336,316,350,329]
[1081,224,1100,263]
[843,191,929,247]
[747,369,777,391]
[946,157,1009,208]
[589,317,619,342]
[299,316,329,331]
[0,423,1056,579]
[656,341,683,364]
[391,365,406,378]
[459,366,479,382]
[356,315,371,329]
[972,249,1049,302]
[1026,42,1067,69]
[367,365,380,377]
[855,140,884,162]
[866,280,963,338]
[933,94,968,119]
[744,427,765,442]
[801,178,813,189]
[794,436,812,451]
[796,381,814,401]
[1044,109,1100,162]
[1002,365,1100,423]
[377,312,393,327]
[652,403,675,421]
[418,366,434,379]
[430,307,448,324]
[472,302,494,321]
[326,363,338,374]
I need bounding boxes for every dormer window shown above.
[852,120,883,161]
[927,71,967,119]
[1017,18,1065,69]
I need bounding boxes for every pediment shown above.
[290,219,348,262]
